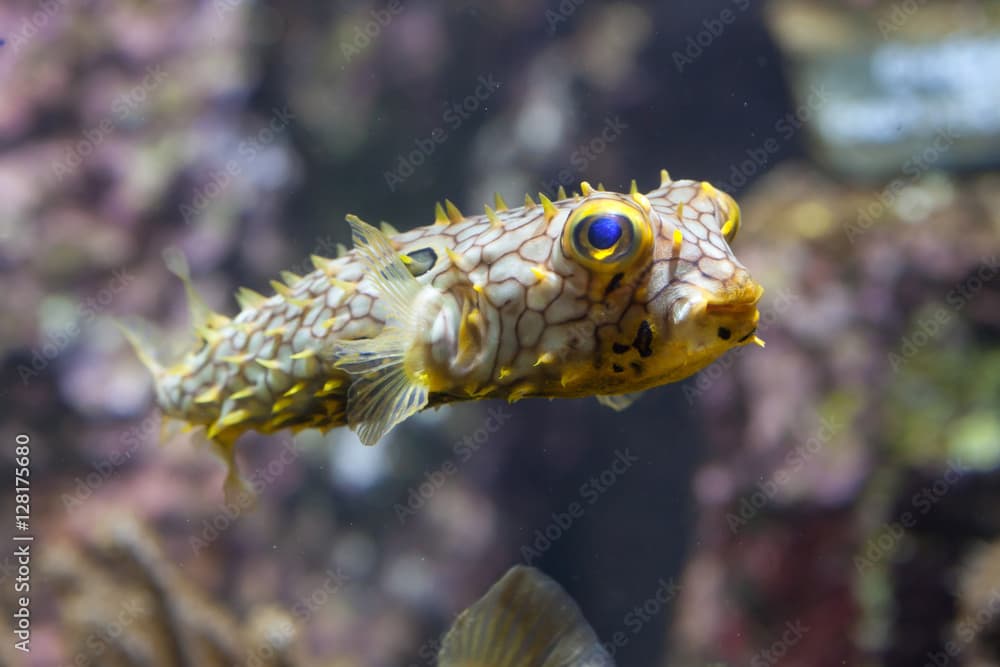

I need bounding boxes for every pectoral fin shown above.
[331,215,430,445]
[596,392,644,411]
[437,565,613,667]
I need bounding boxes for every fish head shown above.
[553,178,763,392]
[646,180,764,364]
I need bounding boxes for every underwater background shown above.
[2,0,1000,665]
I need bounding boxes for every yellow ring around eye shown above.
[561,196,653,272]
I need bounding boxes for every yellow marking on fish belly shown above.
[283,381,308,397]
[194,386,222,404]
[508,383,534,403]
[221,354,251,364]
[230,386,257,401]
[316,378,346,397]
[208,409,253,438]
[534,352,556,366]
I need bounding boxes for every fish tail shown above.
[437,565,614,667]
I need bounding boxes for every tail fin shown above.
[437,566,614,667]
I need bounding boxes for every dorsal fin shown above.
[162,247,229,330]
[437,565,613,667]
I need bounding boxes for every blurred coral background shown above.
[1,1,999,666]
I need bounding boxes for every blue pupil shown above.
[586,215,624,250]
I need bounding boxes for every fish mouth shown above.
[704,282,764,315]
[703,282,765,347]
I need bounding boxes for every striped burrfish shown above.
[125,171,763,491]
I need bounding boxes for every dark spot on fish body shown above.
[612,363,625,373]
[612,342,631,354]
[630,361,643,375]
[632,320,653,358]
[404,247,438,277]
[602,272,625,299]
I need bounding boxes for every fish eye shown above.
[587,215,624,250]
[717,327,732,340]
[563,198,653,272]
